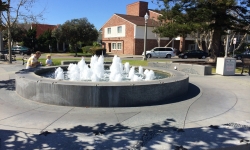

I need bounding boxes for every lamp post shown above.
[143,13,148,60]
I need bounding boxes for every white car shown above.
[142,47,176,58]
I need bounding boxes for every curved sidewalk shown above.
[0,61,250,149]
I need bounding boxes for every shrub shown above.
[93,41,101,47]
[69,45,82,53]
[82,46,92,54]
[90,47,106,55]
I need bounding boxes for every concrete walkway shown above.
[0,60,250,150]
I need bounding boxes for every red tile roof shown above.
[115,14,159,27]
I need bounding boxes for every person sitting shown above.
[45,54,54,66]
[26,51,42,69]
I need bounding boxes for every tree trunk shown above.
[74,44,77,57]
[195,32,203,50]
[204,31,213,52]
[0,11,3,52]
[234,25,250,51]
[157,37,160,47]
[165,38,174,47]
[57,42,59,51]
[179,37,185,52]
[209,29,221,62]
[7,2,12,64]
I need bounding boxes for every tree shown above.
[52,25,63,51]
[2,0,44,63]
[153,2,196,52]
[0,0,9,55]
[153,0,250,62]
[37,29,56,53]
[0,0,8,30]
[23,27,36,52]
[2,23,27,44]
[61,18,99,56]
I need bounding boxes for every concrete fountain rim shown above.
[15,64,189,107]
[16,65,189,86]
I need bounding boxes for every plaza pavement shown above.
[0,58,250,150]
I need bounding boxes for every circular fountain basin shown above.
[15,65,189,107]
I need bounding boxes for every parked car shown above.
[11,46,31,55]
[141,47,176,58]
[178,50,208,59]
[233,51,250,60]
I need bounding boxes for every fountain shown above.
[15,55,189,107]
[51,55,157,82]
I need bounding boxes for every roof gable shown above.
[115,14,159,27]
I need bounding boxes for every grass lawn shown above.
[121,60,148,66]
[17,55,247,74]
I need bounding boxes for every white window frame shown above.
[117,26,122,33]
[112,43,116,50]
[107,28,111,34]
[111,42,122,50]
[117,43,122,50]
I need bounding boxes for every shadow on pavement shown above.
[0,79,15,91]
[0,118,249,149]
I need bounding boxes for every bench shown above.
[241,58,250,75]
[148,62,212,76]
[0,54,16,61]
[0,54,7,60]
[0,50,17,61]
[8,54,16,61]
[0,50,8,61]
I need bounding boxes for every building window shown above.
[112,43,116,49]
[107,28,111,34]
[117,43,122,50]
[111,43,122,50]
[117,26,122,33]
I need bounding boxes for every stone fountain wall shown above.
[15,66,189,107]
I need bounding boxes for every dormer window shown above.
[117,26,122,33]
[107,28,111,34]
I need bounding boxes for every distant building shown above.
[100,1,195,55]
[31,23,58,38]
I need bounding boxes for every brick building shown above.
[101,1,196,55]
[31,23,58,38]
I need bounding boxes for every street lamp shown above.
[143,12,148,60]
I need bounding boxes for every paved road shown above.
[0,59,250,149]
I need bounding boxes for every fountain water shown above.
[54,55,155,82]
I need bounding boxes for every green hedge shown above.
[90,47,106,55]
[82,46,92,54]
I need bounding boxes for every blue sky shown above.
[33,0,159,30]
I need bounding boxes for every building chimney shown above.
[126,1,148,17]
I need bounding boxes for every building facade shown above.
[101,1,195,55]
